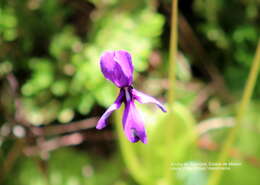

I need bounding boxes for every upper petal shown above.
[122,101,147,144]
[114,50,133,78]
[96,89,124,129]
[100,50,134,87]
[132,88,167,112]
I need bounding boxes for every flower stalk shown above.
[168,0,178,107]
[165,0,178,184]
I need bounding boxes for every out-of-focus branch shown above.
[190,84,214,113]
[30,117,98,137]
[197,117,260,136]
[0,74,28,183]
[6,73,28,126]
[24,133,86,156]
[197,117,234,135]
[24,130,114,156]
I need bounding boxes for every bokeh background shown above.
[0,0,260,185]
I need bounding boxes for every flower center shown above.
[124,87,131,102]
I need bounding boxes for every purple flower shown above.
[96,50,166,144]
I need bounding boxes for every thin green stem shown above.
[207,40,260,185]
[167,0,178,108]
[165,0,178,184]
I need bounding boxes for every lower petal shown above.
[122,101,147,144]
[132,89,167,112]
[96,89,124,129]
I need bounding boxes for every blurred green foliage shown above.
[1,0,260,185]
[194,0,260,96]
[9,148,126,185]
[0,6,17,41]
[1,0,164,125]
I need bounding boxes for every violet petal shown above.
[100,50,133,87]
[96,89,124,129]
[132,88,167,112]
[122,101,147,144]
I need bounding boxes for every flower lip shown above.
[100,50,134,88]
[123,101,147,144]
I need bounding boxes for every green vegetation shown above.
[0,0,259,185]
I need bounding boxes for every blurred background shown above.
[0,0,260,185]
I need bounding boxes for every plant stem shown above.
[165,0,178,184]
[168,0,178,107]
[207,40,260,185]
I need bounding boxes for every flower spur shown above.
[96,50,166,144]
